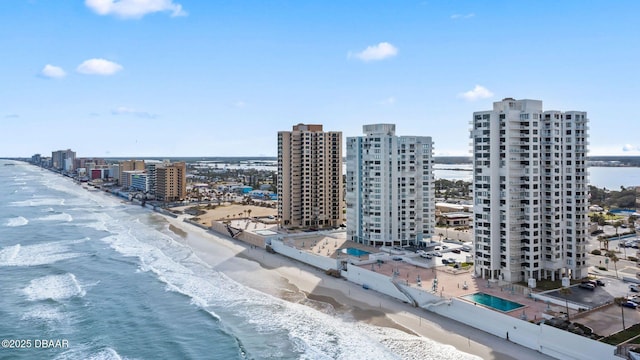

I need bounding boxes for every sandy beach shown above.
[162,213,553,360]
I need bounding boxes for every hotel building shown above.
[155,161,187,202]
[51,149,76,172]
[119,160,146,187]
[346,124,435,247]
[471,98,589,282]
[277,124,343,229]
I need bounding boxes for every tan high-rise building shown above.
[278,124,343,229]
[155,161,187,202]
[119,160,146,187]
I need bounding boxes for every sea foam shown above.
[10,198,66,207]
[23,273,86,301]
[0,239,86,267]
[6,216,29,227]
[54,347,125,360]
[101,230,480,360]
[37,213,73,222]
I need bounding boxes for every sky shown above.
[1,0,639,158]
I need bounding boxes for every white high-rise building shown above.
[346,124,435,247]
[471,98,589,283]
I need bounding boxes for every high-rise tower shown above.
[471,98,588,282]
[277,124,343,229]
[346,124,435,247]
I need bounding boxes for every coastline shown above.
[161,213,553,360]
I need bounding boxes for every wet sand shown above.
[160,213,553,360]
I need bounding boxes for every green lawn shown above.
[601,323,640,345]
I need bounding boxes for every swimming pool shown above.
[342,248,370,257]
[609,208,639,215]
[462,292,524,312]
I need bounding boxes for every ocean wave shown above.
[23,273,86,301]
[10,198,66,207]
[21,304,65,323]
[100,231,479,360]
[5,216,29,227]
[0,239,86,266]
[54,346,125,360]
[37,213,74,222]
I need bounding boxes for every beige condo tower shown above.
[277,124,343,230]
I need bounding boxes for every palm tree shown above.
[559,286,572,321]
[614,221,622,237]
[610,252,620,279]
[247,209,252,218]
[614,297,627,330]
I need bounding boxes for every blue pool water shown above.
[342,248,370,257]
[462,293,524,312]
[609,208,639,215]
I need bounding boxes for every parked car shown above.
[441,259,450,265]
[629,284,640,293]
[434,251,443,257]
[461,246,471,252]
[596,279,605,286]
[420,253,433,259]
[622,301,638,309]
[579,283,595,290]
[451,249,461,254]
[434,246,442,251]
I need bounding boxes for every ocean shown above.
[0,160,476,360]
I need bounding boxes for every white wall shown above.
[539,324,617,360]
[400,284,618,360]
[532,291,585,311]
[344,263,411,303]
[270,240,338,271]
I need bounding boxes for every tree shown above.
[247,209,252,218]
[614,221,623,237]
[614,297,627,330]
[609,252,620,279]
[629,215,638,228]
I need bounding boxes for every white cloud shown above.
[85,0,187,19]
[380,96,396,105]
[349,42,398,62]
[112,106,158,119]
[458,85,494,101]
[40,64,66,78]
[622,144,640,152]
[3,114,20,119]
[77,59,123,75]
[451,13,475,20]
[232,100,246,108]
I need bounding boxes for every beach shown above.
[162,213,553,360]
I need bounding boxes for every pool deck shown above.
[358,259,567,322]
[221,219,568,321]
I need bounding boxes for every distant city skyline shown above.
[1,1,639,157]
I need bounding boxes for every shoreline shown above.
[162,214,553,360]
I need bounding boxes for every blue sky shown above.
[1,0,639,157]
